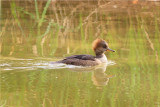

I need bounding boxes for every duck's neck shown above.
[95,53,108,63]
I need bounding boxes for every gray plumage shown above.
[56,55,99,66]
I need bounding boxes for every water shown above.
[0,1,160,107]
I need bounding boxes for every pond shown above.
[0,0,160,107]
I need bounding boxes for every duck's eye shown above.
[103,45,107,48]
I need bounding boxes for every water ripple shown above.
[1,59,116,71]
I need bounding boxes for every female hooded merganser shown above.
[55,39,115,66]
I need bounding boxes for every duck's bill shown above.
[106,48,115,52]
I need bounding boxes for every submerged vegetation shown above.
[0,0,160,107]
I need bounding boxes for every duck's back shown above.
[56,55,99,66]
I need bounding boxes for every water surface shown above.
[0,1,160,107]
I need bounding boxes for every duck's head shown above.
[92,39,115,56]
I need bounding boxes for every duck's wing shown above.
[64,55,96,61]
[55,55,98,66]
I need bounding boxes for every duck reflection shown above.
[92,63,114,87]
[68,63,114,87]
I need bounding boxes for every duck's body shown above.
[54,39,115,66]
[56,54,107,66]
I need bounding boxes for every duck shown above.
[54,39,115,66]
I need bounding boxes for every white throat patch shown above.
[97,54,108,63]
